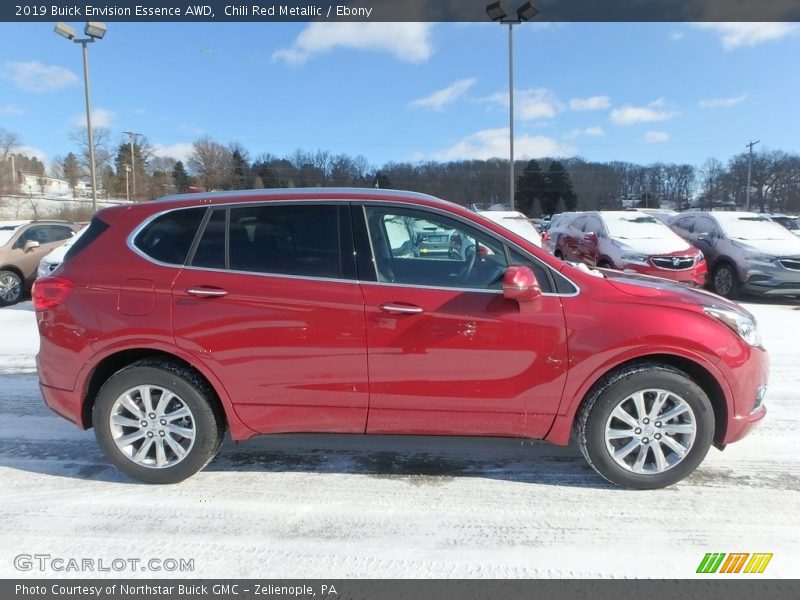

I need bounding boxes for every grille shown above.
[779,258,800,271]
[652,256,695,270]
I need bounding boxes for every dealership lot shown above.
[0,300,797,578]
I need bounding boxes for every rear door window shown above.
[227,204,342,279]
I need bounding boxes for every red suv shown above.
[547,211,707,286]
[33,189,767,488]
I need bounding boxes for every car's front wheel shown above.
[93,359,225,483]
[577,364,714,489]
[712,263,739,299]
[0,270,23,306]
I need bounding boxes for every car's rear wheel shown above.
[577,364,714,489]
[0,270,23,306]
[712,263,739,299]
[93,359,225,483]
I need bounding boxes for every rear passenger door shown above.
[171,202,369,434]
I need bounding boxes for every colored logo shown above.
[697,553,773,574]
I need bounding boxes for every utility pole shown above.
[746,139,759,212]
[123,131,140,200]
[124,164,130,201]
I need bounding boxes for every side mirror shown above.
[583,232,598,245]
[503,265,542,302]
[24,240,40,252]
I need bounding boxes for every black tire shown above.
[711,262,740,299]
[554,249,564,260]
[0,270,23,307]
[93,359,225,484]
[596,259,613,269]
[576,363,714,489]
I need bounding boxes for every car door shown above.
[357,204,569,439]
[577,215,603,265]
[12,224,69,281]
[171,202,369,434]
[692,216,722,265]
[562,215,587,261]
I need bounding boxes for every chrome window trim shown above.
[127,197,580,297]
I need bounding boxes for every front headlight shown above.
[703,306,762,347]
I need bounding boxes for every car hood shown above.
[732,236,800,256]
[612,236,693,255]
[601,268,751,316]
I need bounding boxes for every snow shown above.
[0,299,797,578]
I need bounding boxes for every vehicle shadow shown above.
[0,432,615,489]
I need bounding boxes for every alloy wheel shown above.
[109,385,196,468]
[604,388,697,475]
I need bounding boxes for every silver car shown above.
[671,211,800,298]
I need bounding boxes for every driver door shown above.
[357,205,568,439]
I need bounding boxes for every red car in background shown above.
[547,211,707,286]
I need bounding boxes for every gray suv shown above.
[671,211,800,299]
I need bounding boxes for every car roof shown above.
[156,187,448,207]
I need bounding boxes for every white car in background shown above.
[37,225,88,278]
[478,211,542,247]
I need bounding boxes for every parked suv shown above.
[547,211,707,286]
[671,211,800,298]
[34,189,767,488]
[0,220,80,306]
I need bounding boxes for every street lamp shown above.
[486,1,539,211]
[54,21,107,212]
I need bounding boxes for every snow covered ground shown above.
[0,300,797,578]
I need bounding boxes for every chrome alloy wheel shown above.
[109,385,196,468]
[714,266,734,296]
[604,389,697,475]
[0,273,21,303]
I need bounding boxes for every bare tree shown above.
[69,126,113,176]
[188,136,232,191]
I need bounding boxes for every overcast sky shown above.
[1,21,798,169]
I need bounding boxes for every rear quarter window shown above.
[134,208,206,265]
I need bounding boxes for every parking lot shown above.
[0,299,797,578]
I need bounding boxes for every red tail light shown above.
[33,276,73,311]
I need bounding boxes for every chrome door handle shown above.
[379,303,423,315]
[186,287,229,298]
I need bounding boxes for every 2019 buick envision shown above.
[33,189,768,488]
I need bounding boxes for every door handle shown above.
[379,303,423,315]
[186,287,229,298]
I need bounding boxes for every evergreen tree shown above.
[63,153,81,198]
[545,161,577,214]
[515,160,547,216]
[230,149,250,189]
[172,161,190,193]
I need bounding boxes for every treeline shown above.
[3,126,800,215]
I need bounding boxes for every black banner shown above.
[5,580,800,600]
[3,0,800,23]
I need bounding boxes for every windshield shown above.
[604,214,673,240]
[776,217,799,231]
[0,226,21,246]
[719,216,797,241]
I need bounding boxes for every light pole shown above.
[123,131,141,200]
[745,139,759,212]
[54,21,107,213]
[124,164,131,201]
[486,1,539,211]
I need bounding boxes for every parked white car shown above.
[478,211,542,248]
[37,225,87,278]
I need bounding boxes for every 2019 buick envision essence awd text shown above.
[33,189,768,488]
